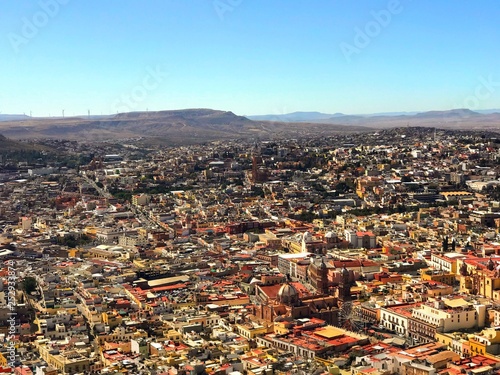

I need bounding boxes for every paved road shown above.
[80,173,113,199]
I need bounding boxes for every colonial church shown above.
[253,265,355,326]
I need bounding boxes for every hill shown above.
[2,108,497,144]
[0,134,50,152]
[0,109,370,144]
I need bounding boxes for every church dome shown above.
[277,283,299,306]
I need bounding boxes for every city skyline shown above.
[1,0,499,116]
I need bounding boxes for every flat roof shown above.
[314,326,344,339]
[278,252,311,259]
[444,298,470,308]
[147,275,189,287]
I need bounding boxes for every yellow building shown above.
[420,268,456,286]
[435,331,454,348]
[435,332,471,357]
[421,281,453,298]
[101,311,123,329]
[163,329,181,342]
[67,248,82,258]
[313,219,325,229]
[43,306,79,316]
[96,327,148,345]
[37,340,91,374]
[0,351,8,367]
[469,327,500,356]
[356,176,383,198]
[235,322,272,339]
[281,238,303,254]
[274,320,294,335]
[83,226,97,237]
[132,193,150,206]
[457,258,500,301]
[103,341,131,353]
[133,259,147,268]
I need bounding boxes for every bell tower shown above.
[338,264,353,302]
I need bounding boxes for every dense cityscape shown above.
[2,127,500,374]
[2,0,499,374]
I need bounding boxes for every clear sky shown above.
[1,0,499,117]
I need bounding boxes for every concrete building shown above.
[344,230,376,249]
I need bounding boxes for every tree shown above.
[23,276,38,294]
[334,181,353,193]
[401,175,413,183]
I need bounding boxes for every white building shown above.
[429,252,468,274]
[132,194,151,206]
[344,229,376,249]
[20,216,32,231]
[411,298,485,333]
[277,253,311,279]
[380,303,414,336]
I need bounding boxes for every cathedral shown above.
[254,265,355,327]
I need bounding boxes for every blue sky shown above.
[1,0,499,116]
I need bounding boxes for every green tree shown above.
[23,276,38,294]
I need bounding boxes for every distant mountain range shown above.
[248,108,500,122]
[0,108,499,144]
[249,108,500,131]
[0,109,367,144]
[0,114,31,121]
[248,111,343,122]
